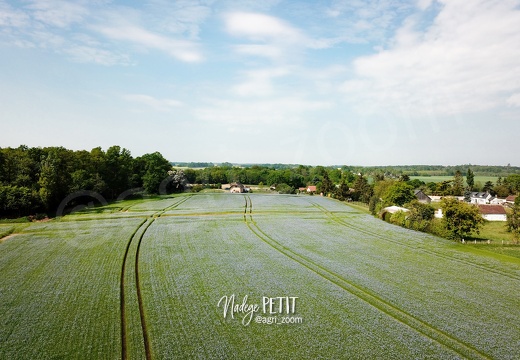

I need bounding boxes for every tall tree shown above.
[335,180,351,201]
[352,174,373,204]
[482,181,494,194]
[452,170,464,196]
[320,172,334,195]
[466,168,475,191]
[38,148,70,211]
[103,146,133,199]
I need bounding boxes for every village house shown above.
[478,205,507,221]
[306,186,317,194]
[414,190,432,204]
[229,182,245,193]
[470,192,495,205]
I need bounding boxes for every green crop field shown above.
[1,194,519,359]
[410,175,500,184]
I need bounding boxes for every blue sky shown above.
[1,0,519,166]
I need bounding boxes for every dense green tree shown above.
[351,174,373,204]
[406,200,435,231]
[407,179,425,189]
[103,146,133,198]
[383,182,415,206]
[0,185,38,217]
[466,168,475,191]
[373,179,395,200]
[320,172,334,195]
[482,181,494,194]
[139,152,172,194]
[463,188,471,202]
[505,174,520,194]
[451,170,464,196]
[334,180,351,201]
[38,147,72,211]
[368,195,380,215]
[440,198,484,240]
[507,197,520,243]
[275,183,294,194]
[494,185,510,198]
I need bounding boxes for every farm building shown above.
[414,190,432,204]
[477,205,507,221]
[229,182,245,193]
[490,197,506,205]
[506,195,518,205]
[380,206,409,219]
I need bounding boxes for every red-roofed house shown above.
[506,195,518,205]
[478,205,507,221]
[306,186,317,194]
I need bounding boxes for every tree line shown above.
[2,145,520,225]
[0,145,178,218]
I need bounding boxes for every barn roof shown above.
[477,205,507,215]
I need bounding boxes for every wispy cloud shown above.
[0,1,205,64]
[232,67,290,97]
[0,1,29,28]
[195,96,331,128]
[340,0,520,117]
[224,11,328,62]
[145,0,212,39]
[64,45,131,66]
[25,0,89,28]
[122,94,183,112]
[94,22,202,63]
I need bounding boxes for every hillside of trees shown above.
[175,162,520,177]
[2,145,520,219]
[0,145,180,218]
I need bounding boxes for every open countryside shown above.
[1,193,519,359]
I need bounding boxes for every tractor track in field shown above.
[243,195,491,360]
[120,195,192,360]
[309,201,520,282]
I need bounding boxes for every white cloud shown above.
[94,21,203,63]
[341,0,520,117]
[0,1,29,28]
[122,94,183,112]
[507,93,520,107]
[0,1,204,64]
[145,0,212,39]
[64,45,131,66]
[323,0,415,44]
[416,0,434,10]
[225,12,303,43]
[224,11,329,62]
[25,0,89,28]
[232,67,289,97]
[195,96,331,127]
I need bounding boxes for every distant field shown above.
[410,175,499,184]
[1,194,519,359]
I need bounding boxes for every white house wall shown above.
[482,214,507,221]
